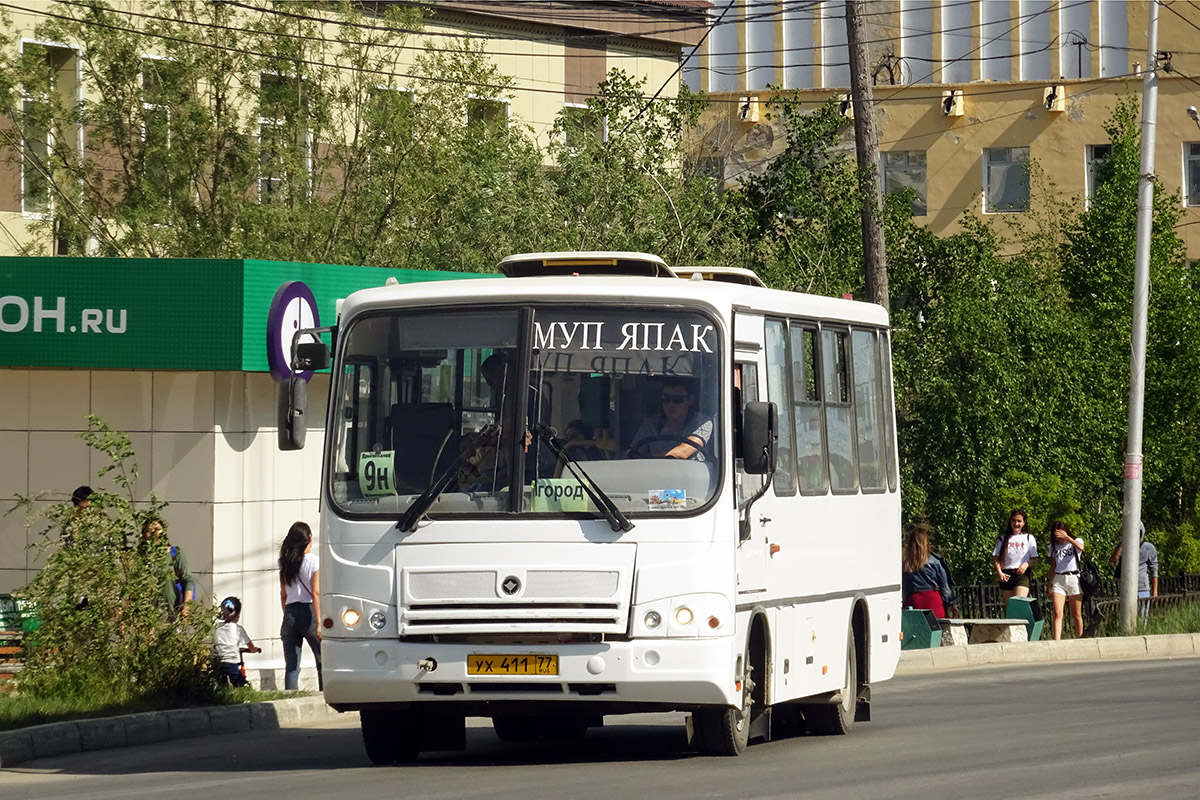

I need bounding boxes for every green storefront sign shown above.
[0,257,494,371]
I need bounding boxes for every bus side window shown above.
[764,319,796,496]
[851,329,887,492]
[791,325,827,495]
[735,362,760,508]
[821,328,859,493]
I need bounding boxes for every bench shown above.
[936,618,1029,646]
[900,608,942,650]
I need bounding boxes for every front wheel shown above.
[692,655,753,756]
[805,632,857,736]
[361,709,419,764]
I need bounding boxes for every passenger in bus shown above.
[628,378,713,461]
[902,524,958,619]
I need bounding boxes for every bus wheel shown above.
[805,632,857,736]
[692,652,753,756]
[361,709,419,764]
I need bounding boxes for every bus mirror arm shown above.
[277,376,307,451]
[739,402,777,541]
[740,461,773,541]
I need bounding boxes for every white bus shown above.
[282,252,902,761]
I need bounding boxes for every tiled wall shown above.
[0,367,330,672]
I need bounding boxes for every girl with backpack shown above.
[279,521,321,690]
[1047,521,1086,639]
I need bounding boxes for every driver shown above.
[628,378,713,461]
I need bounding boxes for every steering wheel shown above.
[630,434,709,461]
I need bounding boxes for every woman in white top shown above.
[279,521,321,690]
[1046,521,1086,639]
[992,509,1038,603]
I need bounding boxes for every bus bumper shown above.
[321,636,739,711]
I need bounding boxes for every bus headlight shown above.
[368,611,387,630]
[342,609,361,628]
[674,606,694,626]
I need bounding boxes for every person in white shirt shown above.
[992,509,1038,603]
[1046,521,1086,639]
[214,596,261,687]
[279,521,321,691]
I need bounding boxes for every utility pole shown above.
[845,0,888,308]
[1121,0,1159,634]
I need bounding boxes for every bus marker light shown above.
[674,607,694,625]
[322,617,333,629]
[369,611,386,630]
[342,609,361,628]
[644,610,662,629]
[707,616,720,629]
[822,665,828,675]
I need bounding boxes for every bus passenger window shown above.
[765,319,796,496]
[791,326,827,494]
[851,330,886,492]
[821,328,858,493]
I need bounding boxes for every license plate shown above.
[467,654,558,675]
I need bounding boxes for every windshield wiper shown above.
[534,425,634,533]
[397,429,497,533]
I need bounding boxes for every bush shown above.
[8,415,219,705]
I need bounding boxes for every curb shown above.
[896,632,1200,674]
[0,694,345,769]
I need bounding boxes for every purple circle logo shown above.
[266,281,320,382]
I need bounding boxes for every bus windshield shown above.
[329,304,722,519]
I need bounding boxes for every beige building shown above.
[0,0,705,257]
[685,1,1200,260]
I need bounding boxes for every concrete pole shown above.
[845,0,888,308]
[1121,0,1159,634]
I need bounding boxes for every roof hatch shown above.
[498,251,679,278]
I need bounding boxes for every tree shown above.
[11,416,216,703]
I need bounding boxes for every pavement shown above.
[2,633,1197,769]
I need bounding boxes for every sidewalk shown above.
[3,633,1198,769]
[897,632,1200,673]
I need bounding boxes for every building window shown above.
[141,58,182,203]
[1086,144,1112,207]
[561,104,604,150]
[984,147,1030,213]
[882,151,927,216]
[467,98,509,135]
[258,73,311,204]
[1186,143,1200,207]
[899,0,934,85]
[941,1,973,83]
[19,43,76,217]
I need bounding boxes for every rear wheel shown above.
[361,709,419,764]
[692,650,754,756]
[805,632,857,736]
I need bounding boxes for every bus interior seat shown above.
[390,402,457,491]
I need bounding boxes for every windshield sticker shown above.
[358,451,398,497]
[531,478,589,512]
[648,489,686,511]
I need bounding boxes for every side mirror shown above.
[741,401,777,475]
[293,340,330,372]
[277,376,308,451]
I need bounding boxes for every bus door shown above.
[733,313,769,599]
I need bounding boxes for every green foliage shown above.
[10,416,217,705]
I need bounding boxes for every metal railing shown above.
[952,573,1200,620]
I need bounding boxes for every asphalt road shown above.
[3,658,1197,800]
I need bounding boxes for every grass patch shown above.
[0,685,314,732]
[1097,597,1200,637]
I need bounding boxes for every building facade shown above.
[0,0,705,257]
[685,1,1200,260]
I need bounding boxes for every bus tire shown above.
[805,630,857,736]
[361,709,419,764]
[692,647,754,756]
